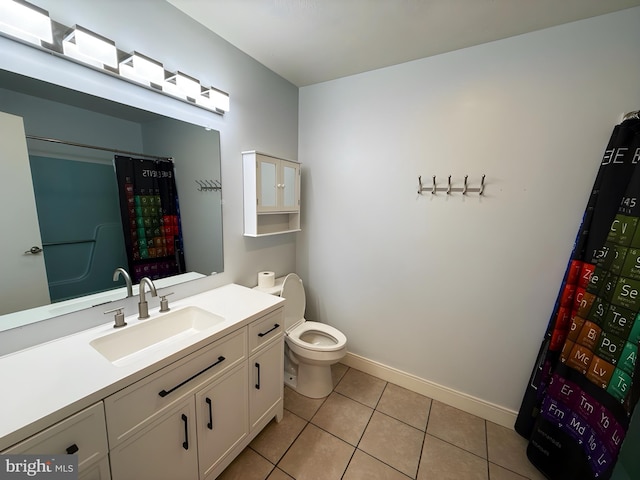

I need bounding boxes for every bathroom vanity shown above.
[0,284,284,480]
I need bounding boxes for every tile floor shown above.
[218,364,547,480]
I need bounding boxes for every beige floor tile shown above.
[358,411,424,478]
[283,386,326,420]
[343,449,412,480]
[334,368,386,408]
[217,447,274,480]
[418,434,488,480]
[267,468,294,480]
[278,423,355,480]
[486,422,546,480]
[332,362,349,387]
[311,392,373,445]
[377,383,432,431]
[426,400,487,458]
[488,462,530,480]
[251,409,308,464]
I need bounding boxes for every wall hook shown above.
[417,174,486,196]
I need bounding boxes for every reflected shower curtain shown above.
[114,155,185,283]
[515,116,640,479]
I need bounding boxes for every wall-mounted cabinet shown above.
[243,151,301,237]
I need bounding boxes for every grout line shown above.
[485,420,490,479]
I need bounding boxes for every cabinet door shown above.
[196,364,248,478]
[250,339,284,430]
[280,160,299,212]
[110,398,198,480]
[3,402,108,473]
[78,458,110,480]
[257,156,279,212]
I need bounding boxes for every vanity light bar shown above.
[0,0,229,114]
[119,51,165,88]
[0,0,52,45]
[62,25,118,70]
[164,71,201,101]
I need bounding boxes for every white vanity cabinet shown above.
[0,285,285,480]
[107,329,247,480]
[2,402,110,479]
[248,310,284,430]
[243,150,301,236]
[107,307,284,480]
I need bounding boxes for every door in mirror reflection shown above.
[0,111,50,314]
[30,155,128,302]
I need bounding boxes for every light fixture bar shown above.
[164,71,201,101]
[62,25,118,70]
[0,0,52,45]
[119,51,165,87]
[200,87,230,113]
[1,5,228,114]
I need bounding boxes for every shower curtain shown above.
[114,155,185,283]
[515,115,640,479]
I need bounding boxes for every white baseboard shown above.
[341,352,517,429]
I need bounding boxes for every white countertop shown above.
[0,283,283,451]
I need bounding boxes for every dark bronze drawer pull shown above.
[258,324,280,337]
[159,356,226,398]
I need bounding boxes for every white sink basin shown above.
[90,306,225,366]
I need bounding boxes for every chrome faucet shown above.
[138,277,158,319]
[113,268,133,298]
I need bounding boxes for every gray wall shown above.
[0,0,299,291]
[298,7,640,416]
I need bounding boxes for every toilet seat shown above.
[287,321,347,352]
[281,273,347,353]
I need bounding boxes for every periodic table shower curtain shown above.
[114,155,185,283]
[515,115,640,479]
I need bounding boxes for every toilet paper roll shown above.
[258,271,275,288]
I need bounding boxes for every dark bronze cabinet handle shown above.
[206,397,213,430]
[181,414,189,450]
[255,362,261,390]
[258,324,279,337]
[65,444,79,455]
[158,356,226,397]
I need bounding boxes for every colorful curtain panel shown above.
[515,117,640,479]
[114,155,185,283]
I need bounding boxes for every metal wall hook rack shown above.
[417,175,485,195]
[196,180,222,192]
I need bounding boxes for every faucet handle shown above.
[104,307,127,328]
[159,292,174,313]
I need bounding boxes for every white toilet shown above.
[277,273,347,398]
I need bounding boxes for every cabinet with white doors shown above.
[243,150,301,236]
[1,401,110,480]
[106,308,284,480]
[248,309,284,430]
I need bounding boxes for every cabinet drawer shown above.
[248,308,283,354]
[4,402,108,472]
[105,328,246,447]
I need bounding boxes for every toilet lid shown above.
[281,273,306,330]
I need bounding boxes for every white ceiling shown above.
[167,0,640,87]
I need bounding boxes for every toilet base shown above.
[290,363,334,399]
[284,372,297,390]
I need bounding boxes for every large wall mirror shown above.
[0,69,223,327]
